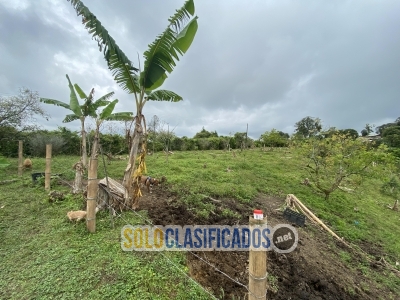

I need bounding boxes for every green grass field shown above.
[1,148,399,299]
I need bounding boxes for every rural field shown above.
[1,148,400,299]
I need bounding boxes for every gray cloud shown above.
[1,0,399,140]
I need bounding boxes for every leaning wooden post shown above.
[45,144,52,190]
[18,140,23,176]
[249,211,267,300]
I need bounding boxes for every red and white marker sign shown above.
[253,209,263,220]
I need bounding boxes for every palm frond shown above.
[95,91,115,104]
[107,49,140,94]
[141,28,181,90]
[146,90,183,102]
[40,98,71,110]
[67,0,139,91]
[63,114,81,123]
[168,0,195,31]
[99,99,118,120]
[141,1,198,91]
[66,74,82,117]
[172,16,198,54]
[105,112,134,121]
[74,84,87,99]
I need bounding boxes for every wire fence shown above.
[96,145,268,300]
[10,142,268,299]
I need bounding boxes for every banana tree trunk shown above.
[123,115,144,210]
[81,118,88,167]
[72,160,84,194]
[86,124,99,233]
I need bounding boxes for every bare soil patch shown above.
[137,188,396,299]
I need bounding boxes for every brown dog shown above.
[23,158,32,169]
[67,207,100,222]
[140,176,159,193]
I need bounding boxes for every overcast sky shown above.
[1,0,399,139]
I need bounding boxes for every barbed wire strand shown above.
[44,152,268,299]
[99,189,268,299]
[101,200,218,299]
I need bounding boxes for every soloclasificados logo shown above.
[121,224,298,253]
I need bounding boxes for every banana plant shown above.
[67,0,199,209]
[40,74,114,167]
[86,99,133,232]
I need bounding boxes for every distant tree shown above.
[0,88,49,129]
[259,129,289,147]
[294,116,322,138]
[362,123,374,136]
[233,132,251,150]
[361,129,368,137]
[158,127,176,152]
[338,129,359,139]
[297,133,395,200]
[147,115,161,153]
[170,136,183,151]
[194,127,218,138]
[375,117,400,135]
[29,134,66,157]
[278,131,290,139]
[382,126,400,148]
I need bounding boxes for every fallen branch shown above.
[200,194,221,203]
[285,194,400,278]
[286,194,349,246]
[0,179,18,185]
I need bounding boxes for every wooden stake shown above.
[86,126,100,233]
[18,140,23,176]
[86,157,98,233]
[45,144,52,190]
[286,194,348,246]
[249,216,267,300]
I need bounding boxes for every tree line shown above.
[1,89,399,158]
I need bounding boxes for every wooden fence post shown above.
[45,144,52,190]
[18,140,23,176]
[249,214,267,300]
[86,157,98,233]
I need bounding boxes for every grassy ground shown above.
[0,159,213,300]
[1,148,400,299]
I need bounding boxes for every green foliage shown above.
[68,0,198,115]
[259,129,289,147]
[141,0,198,90]
[193,127,218,138]
[67,0,139,93]
[0,177,212,299]
[376,117,400,135]
[29,134,66,156]
[41,75,115,123]
[0,156,9,168]
[0,126,23,157]
[297,133,396,200]
[2,150,400,297]
[382,126,400,148]
[338,129,359,139]
[66,74,83,117]
[361,129,368,137]
[295,116,322,138]
[381,176,400,199]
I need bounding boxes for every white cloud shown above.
[0,0,30,11]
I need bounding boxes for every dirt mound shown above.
[138,188,394,299]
